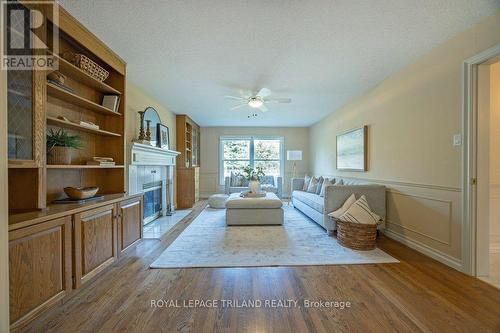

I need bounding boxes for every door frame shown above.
[462,43,500,276]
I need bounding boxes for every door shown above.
[9,216,72,329]
[117,196,143,253]
[73,204,117,288]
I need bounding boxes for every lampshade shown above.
[287,150,302,161]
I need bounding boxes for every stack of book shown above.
[86,157,115,166]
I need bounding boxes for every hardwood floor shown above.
[24,201,500,332]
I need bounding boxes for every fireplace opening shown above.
[143,181,162,225]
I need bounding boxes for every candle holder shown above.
[134,111,151,144]
[145,120,152,142]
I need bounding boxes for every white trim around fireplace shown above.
[129,142,180,220]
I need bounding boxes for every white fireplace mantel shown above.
[128,142,180,221]
[130,142,180,166]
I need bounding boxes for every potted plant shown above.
[239,165,265,193]
[47,128,82,165]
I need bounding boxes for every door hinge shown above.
[71,220,75,230]
[72,276,76,286]
[471,178,477,185]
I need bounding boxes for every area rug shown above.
[150,205,398,268]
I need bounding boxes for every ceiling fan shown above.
[225,88,291,112]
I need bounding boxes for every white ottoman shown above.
[208,194,229,209]
[226,192,283,225]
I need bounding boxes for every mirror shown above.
[143,107,161,146]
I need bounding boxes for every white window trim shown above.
[219,135,285,185]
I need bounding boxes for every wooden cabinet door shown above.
[73,204,117,288]
[9,216,72,329]
[177,168,195,208]
[117,196,143,254]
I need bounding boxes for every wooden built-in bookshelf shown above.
[8,5,127,211]
[6,3,143,330]
[176,115,200,208]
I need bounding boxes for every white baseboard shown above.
[383,229,463,272]
[490,243,500,254]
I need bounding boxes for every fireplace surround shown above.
[128,142,180,224]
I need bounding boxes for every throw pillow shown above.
[319,178,334,197]
[315,176,324,195]
[339,195,381,225]
[328,193,356,218]
[230,173,242,187]
[307,177,319,193]
[302,174,311,191]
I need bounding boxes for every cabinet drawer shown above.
[9,216,72,329]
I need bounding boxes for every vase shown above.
[248,180,261,193]
[47,146,72,165]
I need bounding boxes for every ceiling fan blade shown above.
[225,95,247,101]
[240,89,253,98]
[256,88,271,98]
[264,98,291,103]
[258,103,268,112]
[231,103,248,111]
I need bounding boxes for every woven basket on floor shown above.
[335,219,377,251]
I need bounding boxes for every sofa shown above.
[291,177,386,235]
[225,173,283,198]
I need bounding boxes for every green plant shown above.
[239,165,265,181]
[47,128,82,150]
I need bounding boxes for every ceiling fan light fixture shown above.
[248,97,263,108]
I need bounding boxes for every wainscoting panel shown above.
[490,185,500,253]
[386,191,452,245]
[199,172,218,198]
[383,187,462,269]
[317,175,463,270]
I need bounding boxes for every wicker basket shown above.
[335,219,377,250]
[63,52,109,82]
[47,146,72,165]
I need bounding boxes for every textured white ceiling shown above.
[59,0,498,126]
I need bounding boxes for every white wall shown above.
[490,61,500,253]
[125,81,178,204]
[125,81,177,155]
[309,12,500,270]
[199,127,310,198]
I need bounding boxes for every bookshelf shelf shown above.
[46,165,124,169]
[47,116,121,137]
[47,83,120,116]
[53,54,122,95]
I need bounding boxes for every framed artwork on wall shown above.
[336,126,367,171]
[157,123,170,150]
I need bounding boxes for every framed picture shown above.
[157,123,170,150]
[336,126,367,171]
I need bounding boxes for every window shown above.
[220,136,284,184]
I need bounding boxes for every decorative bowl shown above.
[64,186,99,200]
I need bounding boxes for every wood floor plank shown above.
[21,200,500,333]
